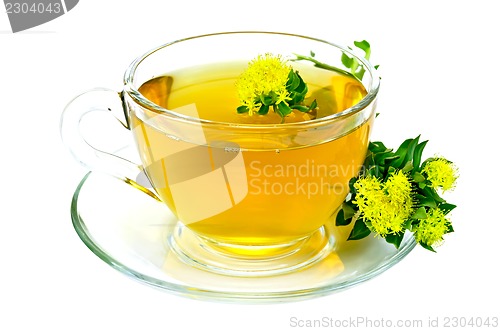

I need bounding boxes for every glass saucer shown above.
[71,172,416,303]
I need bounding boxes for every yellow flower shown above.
[422,158,458,192]
[354,171,414,237]
[235,53,291,115]
[414,208,451,247]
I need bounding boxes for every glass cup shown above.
[61,32,379,276]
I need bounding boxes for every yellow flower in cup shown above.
[422,158,459,192]
[236,53,291,115]
[235,53,316,119]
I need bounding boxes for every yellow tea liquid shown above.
[132,61,371,246]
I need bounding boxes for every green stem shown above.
[292,53,353,77]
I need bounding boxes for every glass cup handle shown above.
[60,88,160,200]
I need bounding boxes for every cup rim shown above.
[123,31,380,129]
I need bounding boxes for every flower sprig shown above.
[293,40,458,251]
[292,40,379,81]
[336,136,459,252]
[235,53,317,121]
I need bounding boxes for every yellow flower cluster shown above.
[235,54,291,115]
[354,171,414,237]
[414,208,451,246]
[422,158,458,192]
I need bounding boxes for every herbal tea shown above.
[131,61,372,246]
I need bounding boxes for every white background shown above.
[1,0,499,330]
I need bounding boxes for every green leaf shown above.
[388,136,420,170]
[419,241,437,253]
[385,232,405,249]
[439,203,457,214]
[363,152,375,169]
[374,151,396,166]
[341,52,354,68]
[402,136,421,168]
[348,177,357,194]
[291,105,309,112]
[401,160,414,172]
[390,138,413,168]
[367,165,383,178]
[342,202,356,219]
[413,172,426,183]
[294,74,308,95]
[353,66,366,81]
[386,166,397,176]
[336,209,352,226]
[347,218,371,240]
[422,186,445,203]
[416,194,437,208]
[412,206,428,219]
[237,105,249,113]
[259,94,273,106]
[335,209,345,225]
[276,102,292,117]
[413,140,428,171]
[369,141,389,153]
[308,99,317,110]
[287,72,309,107]
[354,40,371,59]
[382,155,400,165]
[257,104,269,115]
[403,218,414,230]
[287,70,300,91]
